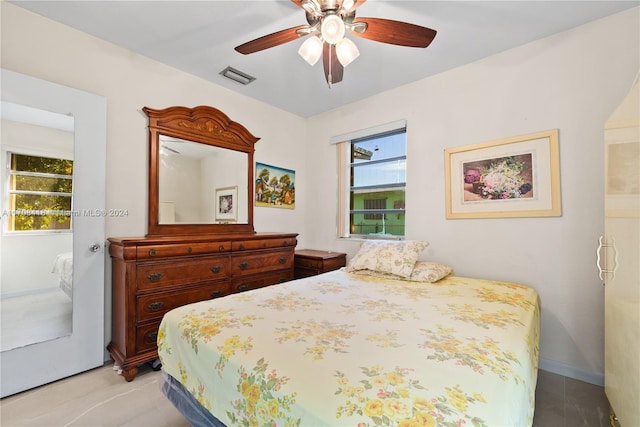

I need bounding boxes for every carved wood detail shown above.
[144,105,258,150]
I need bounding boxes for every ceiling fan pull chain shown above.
[328,45,333,88]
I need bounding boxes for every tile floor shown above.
[0,365,611,426]
[533,370,612,427]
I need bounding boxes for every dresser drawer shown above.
[231,237,297,252]
[136,321,161,353]
[137,256,229,291]
[137,282,231,322]
[232,270,293,293]
[231,249,294,276]
[136,242,230,259]
[294,257,323,270]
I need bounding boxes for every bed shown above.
[51,252,73,298]
[158,241,540,427]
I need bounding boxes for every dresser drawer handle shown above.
[237,284,249,292]
[278,277,287,283]
[219,245,225,252]
[147,331,158,341]
[278,257,286,264]
[147,273,164,282]
[148,301,164,311]
[210,265,222,273]
[210,290,223,298]
[239,261,249,270]
[239,244,245,250]
[149,249,157,256]
[282,240,289,246]
[187,247,193,254]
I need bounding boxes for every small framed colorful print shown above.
[255,162,295,209]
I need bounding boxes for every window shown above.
[337,124,406,238]
[6,152,73,232]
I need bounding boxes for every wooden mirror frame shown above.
[144,106,259,236]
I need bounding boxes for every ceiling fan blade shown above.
[350,17,437,48]
[235,25,308,55]
[323,43,344,85]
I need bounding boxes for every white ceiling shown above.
[11,1,638,118]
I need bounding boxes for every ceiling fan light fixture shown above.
[336,37,359,66]
[321,14,345,45]
[342,0,355,12]
[301,0,320,15]
[298,35,323,66]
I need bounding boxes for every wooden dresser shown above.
[294,249,347,279]
[107,232,297,381]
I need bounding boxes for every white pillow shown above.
[352,261,453,283]
[406,261,453,282]
[346,240,428,278]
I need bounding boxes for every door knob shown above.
[89,243,101,252]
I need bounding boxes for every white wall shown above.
[159,155,203,223]
[303,8,640,385]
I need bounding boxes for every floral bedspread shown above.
[158,269,540,427]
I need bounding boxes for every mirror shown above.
[159,136,248,224]
[0,101,74,351]
[145,106,259,236]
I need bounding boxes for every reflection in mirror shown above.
[159,135,248,224]
[0,101,74,352]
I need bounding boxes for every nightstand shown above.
[294,249,347,279]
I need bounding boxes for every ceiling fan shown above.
[234,0,437,86]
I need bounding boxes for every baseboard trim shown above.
[0,286,59,299]
[539,357,604,386]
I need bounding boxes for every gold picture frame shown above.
[445,129,561,219]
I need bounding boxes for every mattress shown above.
[158,269,540,426]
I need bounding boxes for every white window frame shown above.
[334,120,407,240]
[3,149,74,234]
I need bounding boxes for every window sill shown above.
[340,235,404,242]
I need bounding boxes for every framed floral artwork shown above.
[215,186,237,222]
[445,129,561,219]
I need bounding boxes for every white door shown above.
[0,69,107,397]
[601,81,640,426]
